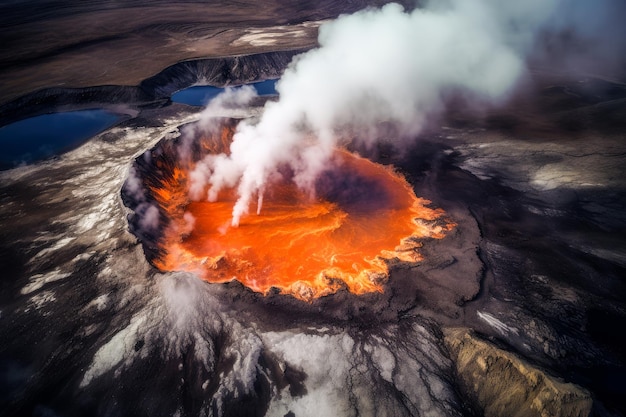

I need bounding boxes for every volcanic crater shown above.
[123,117,456,302]
[1,2,626,416]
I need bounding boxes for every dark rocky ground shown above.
[1,2,625,417]
[0,0,415,105]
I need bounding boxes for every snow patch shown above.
[478,311,520,336]
[87,294,110,311]
[32,237,75,260]
[80,314,147,387]
[26,291,57,313]
[263,331,354,417]
[21,269,71,294]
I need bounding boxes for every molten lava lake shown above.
[133,123,454,301]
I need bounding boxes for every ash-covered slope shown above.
[0,61,625,417]
[0,0,416,105]
[0,50,300,127]
[139,50,304,99]
[1,2,626,409]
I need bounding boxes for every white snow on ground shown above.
[21,269,71,295]
[478,311,520,337]
[456,134,626,195]
[263,331,355,417]
[80,313,147,387]
[85,294,110,312]
[26,291,57,314]
[31,237,75,260]
[262,322,461,417]
[2,106,469,416]
[233,21,324,47]
[10,113,201,300]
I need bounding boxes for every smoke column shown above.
[189,0,622,226]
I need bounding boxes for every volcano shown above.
[2,1,626,417]
[127,120,454,300]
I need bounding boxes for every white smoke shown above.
[138,203,160,231]
[185,86,259,200]
[533,0,626,76]
[178,85,259,166]
[191,0,617,226]
[124,166,145,201]
[125,166,162,232]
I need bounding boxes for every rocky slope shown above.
[0,5,625,415]
[0,50,301,126]
[0,0,415,105]
[445,328,592,417]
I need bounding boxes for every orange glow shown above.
[150,130,455,301]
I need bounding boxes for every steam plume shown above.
[190,0,623,226]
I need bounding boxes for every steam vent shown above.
[125,119,455,301]
[1,1,626,417]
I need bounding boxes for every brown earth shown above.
[0,0,414,105]
[444,328,593,417]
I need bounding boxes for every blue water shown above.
[252,79,278,96]
[172,79,278,106]
[0,109,123,170]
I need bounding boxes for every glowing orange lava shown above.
[151,133,454,301]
